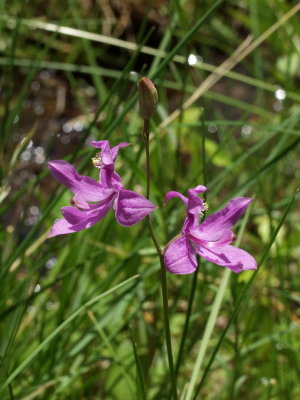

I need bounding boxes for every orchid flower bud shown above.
[138,77,158,120]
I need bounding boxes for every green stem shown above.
[143,119,178,400]
[175,266,198,377]
[144,120,151,199]
[175,113,207,377]
[185,269,231,400]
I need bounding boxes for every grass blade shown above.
[0,275,139,393]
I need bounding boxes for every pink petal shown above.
[195,243,257,273]
[110,143,130,161]
[49,202,112,237]
[164,191,188,206]
[164,236,197,274]
[200,197,252,232]
[92,140,130,163]
[61,206,91,224]
[114,189,157,226]
[165,187,207,233]
[100,169,123,190]
[61,198,113,224]
[48,218,76,237]
[48,160,112,203]
[91,140,113,164]
[92,140,110,149]
[187,185,207,216]
[184,185,207,230]
[188,228,233,245]
[188,185,207,195]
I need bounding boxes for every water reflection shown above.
[34,147,45,164]
[275,88,286,100]
[20,150,32,161]
[24,204,41,226]
[187,54,203,66]
[34,283,41,293]
[273,101,283,112]
[207,124,218,134]
[61,135,71,144]
[129,70,138,77]
[34,103,45,116]
[31,81,41,91]
[46,302,55,310]
[63,122,73,133]
[45,257,56,269]
[241,124,252,137]
[22,99,31,109]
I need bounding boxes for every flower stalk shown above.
[141,80,178,399]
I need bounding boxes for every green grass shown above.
[0,0,300,399]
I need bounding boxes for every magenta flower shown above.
[48,140,157,237]
[163,186,257,274]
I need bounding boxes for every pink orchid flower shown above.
[163,186,257,274]
[48,140,157,237]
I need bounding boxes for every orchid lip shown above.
[188,233,221,247]
[188,232,235,248]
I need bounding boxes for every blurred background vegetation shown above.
[0,0,300,399]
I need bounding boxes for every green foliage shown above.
[0,0,300,399]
